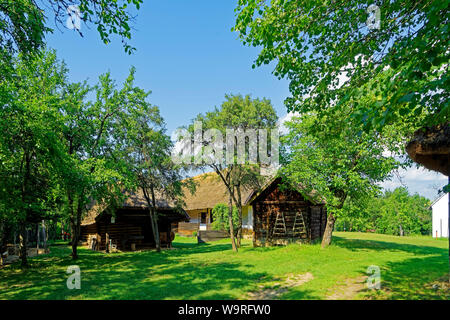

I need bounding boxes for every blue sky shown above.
[45,1,290,134]
[44,1,447,200]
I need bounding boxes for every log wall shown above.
[252,179,326,247]
[197,230,229,243]
[80,208,175,251]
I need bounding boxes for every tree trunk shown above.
[236,186,243,248]
[105,232,110,253]
[20,153,31,267]
[0,221,9,266]
[71,220,78,259]
[0,222,11,253]
[19,223,28,267]
[36,223,40,251]
[0,222,3,266]
[43,220,48,250]
[321,192,347,248]
[142,185,161,253]
[228,194,238,252]
[150,186,161,253]
[70,199,83,260]
[149,207,161,252]
[321,212,336,248]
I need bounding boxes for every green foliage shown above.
[374,188,432,236]
[183,94,278,249]
[0,0,49,54]
[112,72,193,251]
[336,187,432,236]
[185,94,278,165]
[195,94,278,132]
[187,94,278,197]
[0,49,68,226]
[116,76,189,204]
[0,0,143,55]
[211,203,239,235]
[281,109,400,218]
[234,0,449,136]
[0,48,183,259]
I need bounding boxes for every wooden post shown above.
[42,220,47,251]
[36,223,40,251]
[105,233,110,253]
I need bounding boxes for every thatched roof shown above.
[181,171,326,210]
[406,123,450,176]
[81,189,189,226]
[181,172,256,211]
[247,177,326,205]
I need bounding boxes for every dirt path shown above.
[326,276,368,300]
[247,272,314,300]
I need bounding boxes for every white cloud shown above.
[380,166,448,200]
[279,113,448,201]
[278,111,300,135]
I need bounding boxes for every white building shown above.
[431,193,449,238]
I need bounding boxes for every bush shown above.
[211,203,239,236]
[335,187,432,236]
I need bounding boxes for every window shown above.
[201,212,207,224]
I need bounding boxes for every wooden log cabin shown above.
[80,190,189,251]
[249,178,327,246]
[178,171,327,246]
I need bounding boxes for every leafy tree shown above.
[235,0,448,273]
[59,68,156,259]
[0,49,67,266]
[334,198,377,232]
[0,50,190,261]
[0,0,143,54]
[234,0,449,133]
[181,94,278,251]
[116,77,193,253]
[375,188,431,236]
[335,188,432,235]
[211,203,239,236]
[281,109,400,247]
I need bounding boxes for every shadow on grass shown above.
[5,235,445,300]
[0,240,322,300]
[332,236,449,300]
[352,254,450,300]
[333,236,448,256]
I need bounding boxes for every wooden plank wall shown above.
[97,221,143,250]
[253,202,311,246]
[80,224,97,243]
[80,211,174,251]
[310,206,323,240]
[177,222,199,236]
[197,230,228,243]
[251,180,327,247]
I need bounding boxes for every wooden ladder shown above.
[272,212,287,237]
[292,211,308,238]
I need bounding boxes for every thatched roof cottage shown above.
[80,190,189,251]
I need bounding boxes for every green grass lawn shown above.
[0,232,448,300]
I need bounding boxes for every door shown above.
[199,212,208,230]
[201,212,207,224]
